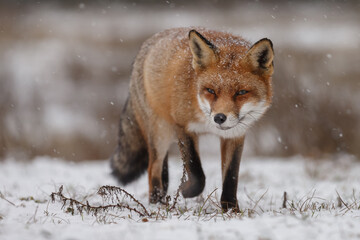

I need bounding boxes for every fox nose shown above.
[214,113,227,125]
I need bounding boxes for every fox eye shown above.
[236,90,249,96]
[206,88,216,95]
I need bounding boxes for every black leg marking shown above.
[178,134,205,198]
[162,153,169,194]
[221,146,242,212]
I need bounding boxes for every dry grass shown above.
[49,185,360,223]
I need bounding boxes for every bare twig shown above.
[198,188,218,217]
[50,185,150,218]
[97,185,150,216]
[250,188,268,213]
[26,206,38,224]
[168,165,187,212]
[0,191,16,206]
[282,192,287,209]
[299,190,316,212]
[336,190,350,211]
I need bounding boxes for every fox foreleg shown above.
[147,125,172,204]
[176,129,205,198]
[220,137,244,212]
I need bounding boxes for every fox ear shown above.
[189,30,218,71]
[245,38,274,76]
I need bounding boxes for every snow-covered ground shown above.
[1,154,360,240]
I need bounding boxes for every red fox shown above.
[111,27,274,211]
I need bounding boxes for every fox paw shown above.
[149,187,165,204]
[180,179,205,198]
[220,198,239,212]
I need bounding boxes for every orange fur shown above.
[111,27,274,210]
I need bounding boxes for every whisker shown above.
[247,113,258,121]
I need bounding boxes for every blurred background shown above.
[0,0,359,161]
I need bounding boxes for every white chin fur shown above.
[239,101,268,124]
[188,98,269,138]
[187,121,248,138]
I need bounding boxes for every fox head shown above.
[188,29,274,138]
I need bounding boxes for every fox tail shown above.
[110,97,148,184]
